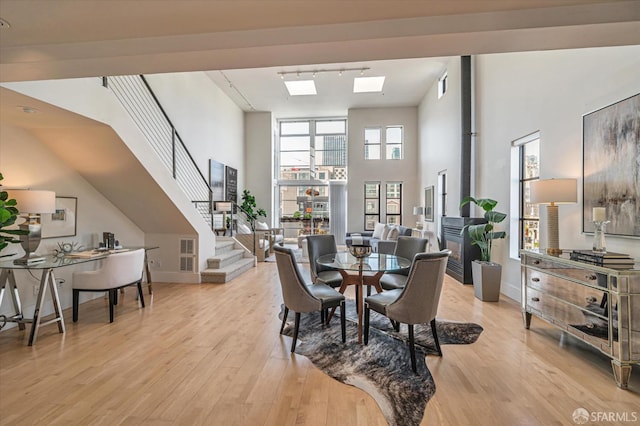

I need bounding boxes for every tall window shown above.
[364,182,380,230]
[386,126,403,159]
[277,119,347,230]
[364,127,381,160]
[385,182,402,225]
[510,132,540,258]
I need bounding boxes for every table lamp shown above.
[413,206,424,229]
[7,189,56,264]
[215,201,232,229]
[529,178,577,255]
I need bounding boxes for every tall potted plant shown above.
[460,196,507,301]
[240,189,267,230]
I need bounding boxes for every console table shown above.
[520,249,640,388]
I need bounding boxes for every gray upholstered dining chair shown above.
[274,245,346,352]
[72,249,146,323]
[305,234,343,288]
[364,249,451,373]
[379,236,429,291]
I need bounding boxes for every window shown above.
[385,182,402,225]
[438,72,448,99]
[364,182,380,230]
[510,132,540,258]
[276,119,347,232]
[385,126,403,159]
[364,127,381,160]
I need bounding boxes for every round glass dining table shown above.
[316,252,411,343]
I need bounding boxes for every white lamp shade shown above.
[7,189,56,214]
[215,201,232,212]
[413,206,424,215]
[529,178,577,204]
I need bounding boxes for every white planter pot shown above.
[471,260,502,302]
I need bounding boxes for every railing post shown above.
[172,127,177,179]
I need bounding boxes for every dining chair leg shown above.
[320,308,325,324]
[431,318,442,356]
[280,306,289,334]
[108,290,115,323]
[408,324,417,374]
[137,281,146,307]
[72,289,79,322]
[340,300,346,343]
[363,304,370,345]
[291,312,301,353]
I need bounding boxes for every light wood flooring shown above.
[1,262,638,425]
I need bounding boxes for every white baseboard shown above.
[150,271,200,283]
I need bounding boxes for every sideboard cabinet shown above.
[520,249,640,388]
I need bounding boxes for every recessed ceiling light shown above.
[0,18,10,29]
[284,80,317,96]
[353,76,385,93]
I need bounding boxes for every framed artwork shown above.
[42,196,77,238]
[424,185,434,222]
[209,159,225,202]
[225,166,238,204]
[583,93,639,237]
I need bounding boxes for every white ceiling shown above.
[1,0,639,118]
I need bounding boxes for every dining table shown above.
[316,251,411,343]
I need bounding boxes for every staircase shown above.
[201,238,256,283]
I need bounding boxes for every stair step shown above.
[208,248,246,269]
[215,239,236,254]
[201,257,255,284]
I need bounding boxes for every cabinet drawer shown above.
[526,270,607,315]
[526,287,611,350]
[525,256,607,288]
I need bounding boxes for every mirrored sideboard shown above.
[520,249,640,388]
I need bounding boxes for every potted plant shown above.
[0,173,28,257]
[240,189,267,230]
[459,196,507,301]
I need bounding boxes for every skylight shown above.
[284,80,317,96]
[353,76,385,93]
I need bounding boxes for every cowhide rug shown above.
[279,301,483,426]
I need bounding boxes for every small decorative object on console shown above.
[591,207,610,253]
[570,250,635,268]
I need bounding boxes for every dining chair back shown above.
[274,245,346,352]
[379,236,428,291]
[305,234,343,288]
[72,249,145,323]
[365,249,451,373]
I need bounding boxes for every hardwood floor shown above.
[1,262,638,425]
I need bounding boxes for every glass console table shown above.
[0,255,108,345]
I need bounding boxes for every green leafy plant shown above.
[459,196,507,263]
[292,210,302,219]
[0,173,28,255]
[240,189,267,229]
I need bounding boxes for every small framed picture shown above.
[42,196,77,238]
[424,186,434,222]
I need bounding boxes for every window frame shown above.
[364,182,381,231]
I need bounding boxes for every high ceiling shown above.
[1,0,639,117]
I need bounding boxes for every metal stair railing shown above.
[102,75,214,228]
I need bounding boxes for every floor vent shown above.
[179,238,196,273]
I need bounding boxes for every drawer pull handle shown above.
[586,296,597,303]
[531,277,540,282]
[531,297,540,302]
[533,260,540,265]
[586,274,597,281]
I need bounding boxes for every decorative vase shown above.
[471,260,502,302]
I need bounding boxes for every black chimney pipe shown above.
[460,55,472,217]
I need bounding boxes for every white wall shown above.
[244,112,274,224]
[347,107,420,232]
[419,45,640,301]
[418,57,462,236]
[146,72,245,194]
[0,124,145,323]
